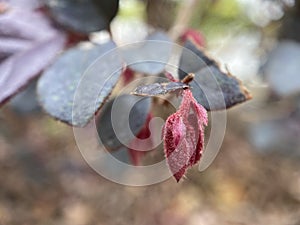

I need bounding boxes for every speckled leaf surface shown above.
[97,95,151,151]
[0,8,66,106]
[37,41,122,126]
[121,31,172,75]
[131,82,188,97]
[46,0,119,34]
[179,39,251,110]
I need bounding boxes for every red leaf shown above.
[122,67,135,85]
[128,114,153,165]
[180,29,206,47]
[163,89,208,182]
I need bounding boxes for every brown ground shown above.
[0,106,300,225]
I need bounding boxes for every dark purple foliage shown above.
[0,7,66,106]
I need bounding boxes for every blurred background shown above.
[1,0,300,224]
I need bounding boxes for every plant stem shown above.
[169,0,200,41]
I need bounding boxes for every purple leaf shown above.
[0,8,66,106]
[163,89,208,182]
[121,31,172,75]
[0,37,32,61]
[97,94,151,151]
[0,0,42,10]
[0,34,66,106]
[0,9,57,41]
[131,82,189,97]
[179,39,216,79]
[37,41,123,127]
[179,39,251,110]
[46,0,119,34]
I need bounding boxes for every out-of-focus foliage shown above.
[0,4,66,106]
[120,31,172,75]
[146,0,177,30]
[0,0,300,224]
[190,0,254,39]
[46,0,119,34]
[97,95,151,151]
[262,41,300,96]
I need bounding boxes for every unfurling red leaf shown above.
[163,89,208,182]
[179,39,251,110]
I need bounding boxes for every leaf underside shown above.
[131,82,189,97]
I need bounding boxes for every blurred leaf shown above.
[9,79,41,115]
[97,94,151,151]
[180,29,206,47]
[117,0,145,19]
[46,0,119,34]
[127,114,153,165]
[279,5,300,42]
[131,82,189,97]
[0,9,66,107]
[146,0,176,30]
[190,0,252,39]
[1,0,43,9]
[210,0,240,18]
[0,9,53,41]
[179,39,251,110]
[37,41,122,127]
[178,39,217,79]
[121,31,172,75]
[0,38,32,62]
[249,117,300,157]
[262,41,300,97]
